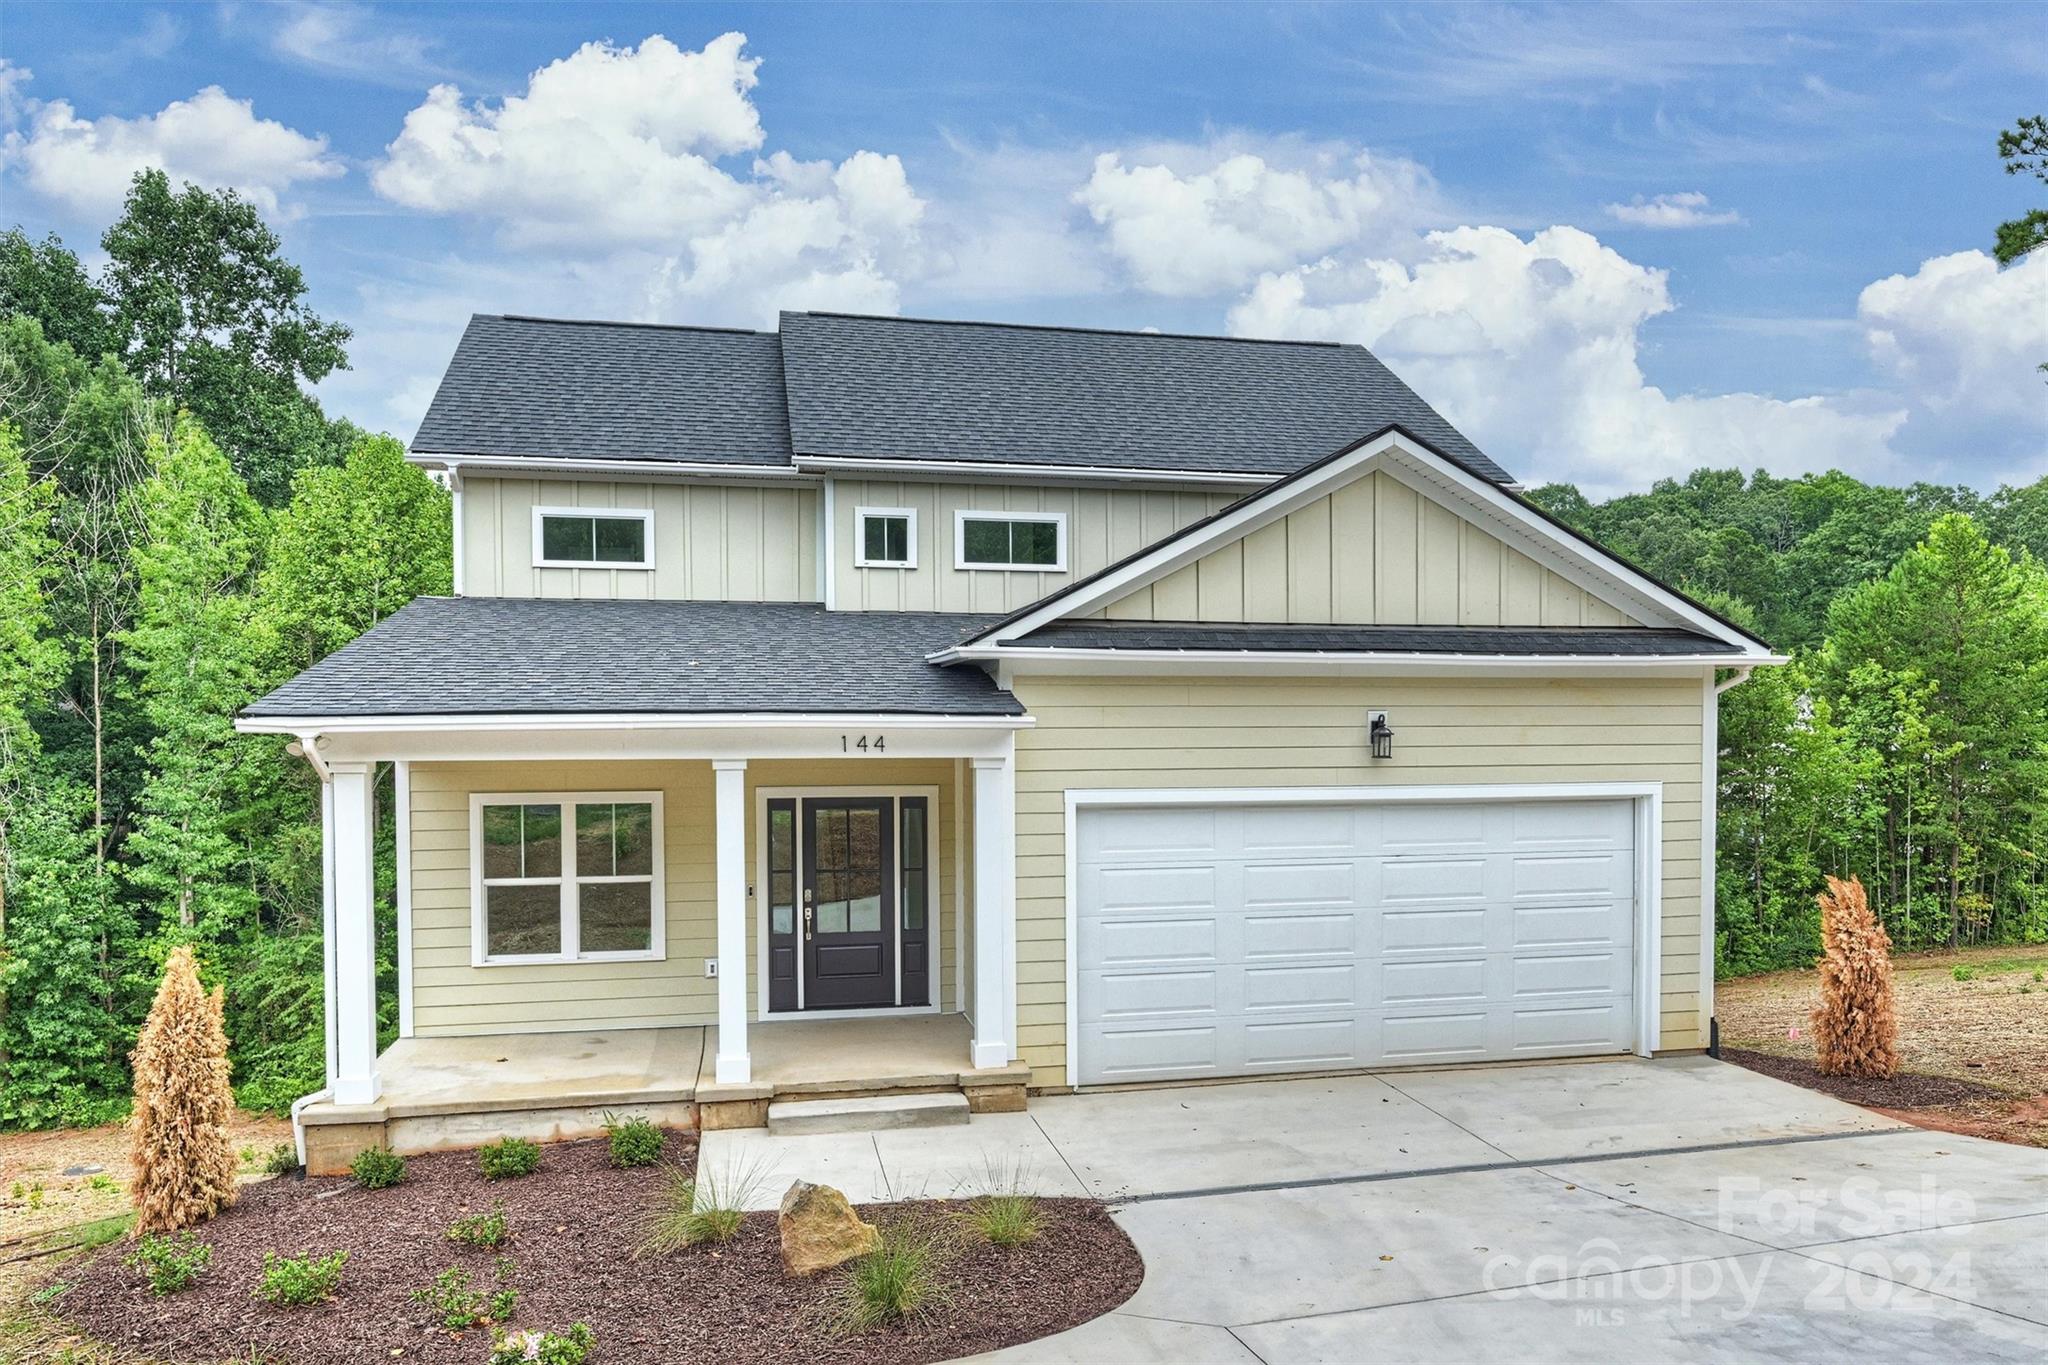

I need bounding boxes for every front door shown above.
[800,798,896,1008]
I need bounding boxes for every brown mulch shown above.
[1722,1046,2011,1110]
[43,1131,1143,1365]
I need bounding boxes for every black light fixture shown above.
[1368,710,1395,760]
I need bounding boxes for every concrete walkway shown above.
[701,1056,2048,1363]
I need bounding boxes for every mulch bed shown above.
[1723,1046,2012,1109]
[46,1131,1143,1364]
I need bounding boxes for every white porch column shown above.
[328,762,381,1106]
[712,759,751,1084]
[970,754,1015,1069]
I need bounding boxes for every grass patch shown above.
[639,1156,768,1253]
[832,1218,952,1333]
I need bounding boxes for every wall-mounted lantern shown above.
[1368,710,1395,760]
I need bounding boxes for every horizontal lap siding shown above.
[1007,674,1709,1087]
[408,758,959,1037]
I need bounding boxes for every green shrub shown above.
[640,1157,767,1253]
[255,1249,348,1306]
[449,1202,510,1249]
[604,1113,664,1169]
[261,1143,300,1177]
[1952,965,1976,982]
[350,1146,406,1190]
[125,1232,213,1295]
[489,1323,594,1365]
[478,1138,541,1180]
[411,1266,517,1330]
[834,1220,951,1332]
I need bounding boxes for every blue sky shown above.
[3,1,2043,494]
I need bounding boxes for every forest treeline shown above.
[0,170,2043,1129]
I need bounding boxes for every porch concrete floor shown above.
[357,1028,707,1119]
[705,1012,995,1096]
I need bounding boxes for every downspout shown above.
[1703,663,1756,1062]
[284,734,335,1167]
[1714,665,1756,695]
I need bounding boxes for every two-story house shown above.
[239,311,1780,1171]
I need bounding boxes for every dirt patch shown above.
[41,1131,1142,1365]
[1718,945,2048,1147]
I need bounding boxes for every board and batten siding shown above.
[407,758,961,1037]
[1005,673,1709,1088]
[1091,471,1639,627]
[831,479,1238,613]
[459,477,820,602]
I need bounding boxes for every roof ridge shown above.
[487,313,776,338]
[784,309,1353,350]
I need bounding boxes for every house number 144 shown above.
[841,735,886,753]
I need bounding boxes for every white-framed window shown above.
[532,507,653,569]
[954,510,1066,572]
[854,506,917,568]
[470,791,664,965]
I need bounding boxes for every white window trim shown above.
[531,506,654,570]
[954,509,1067,573]
[470,790,666,967]
[853,506,919,569]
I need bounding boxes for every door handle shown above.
[803,905,813,942]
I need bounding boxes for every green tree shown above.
[0,229,120,363]
[121,418,266,947]
[100,170,353,504]
[1994,114,2048,264]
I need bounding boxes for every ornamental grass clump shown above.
[640,1156,770,1253]
[1811,875,1900,1079]
[833,1219,952,1333]
[128,947,238,1237]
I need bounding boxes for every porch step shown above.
[767,1091,971,1136]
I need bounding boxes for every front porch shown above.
[297,1015,1031,1174]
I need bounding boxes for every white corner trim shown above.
[822,477,837,610]
[450,482,465,597]
[530,505,654,571]
[1701,671,1720,1040]
[1059,781,1666,1088]
[954,508,1068,573]
[852,505,919,569]
[467,789,667,968]
[395,760,413,1039]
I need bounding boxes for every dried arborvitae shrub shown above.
[129,946,238,1236]
[1810,875,1900,1079]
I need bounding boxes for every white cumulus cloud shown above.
[1229,225,1906,494]
[1073,138,1442,296]
[0,64,342,219]
[1604,191,1745,229]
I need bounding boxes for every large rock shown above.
[777,1179,879,1276]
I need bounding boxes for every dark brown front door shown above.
[801,798,896,1009]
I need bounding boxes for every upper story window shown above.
[472,792,663,965]
[854,507,917,568]
[955,511,1066,572]
[533,507,652,569]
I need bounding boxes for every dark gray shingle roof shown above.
[778,311,1511,483]
[411,315,792,464]
[243,598,1023,718]
[1010,622,1743,656]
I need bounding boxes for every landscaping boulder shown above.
[777,1179,878,1276]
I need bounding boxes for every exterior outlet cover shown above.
[705,958,718,978]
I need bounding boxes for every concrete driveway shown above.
[701,1057,2048,1363]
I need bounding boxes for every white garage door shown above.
[1074,796,1639,1086]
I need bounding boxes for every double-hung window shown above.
[532,507,652,569]
[954,511,1066,571]
[854,507,917,568]
[472,792,663,964]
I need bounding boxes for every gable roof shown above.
[408,310,1511,486]
[937,424,1777,658]
[776,311,1511,484]
[411,314,793,465]
[240,597,1022,719]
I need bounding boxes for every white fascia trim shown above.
[959,430,1774,658]
[933,645,1788,674]
[410,453,820,485]
[238,711,1036,736]
[793,454,1274,488]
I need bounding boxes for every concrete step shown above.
[767,1091,971,1136]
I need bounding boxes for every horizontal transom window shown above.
[472,792,664,965]
[533,508,651,569]
[955,512,1066,571]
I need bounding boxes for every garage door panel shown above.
[1076,798,1638,1086]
